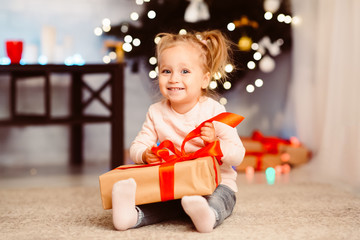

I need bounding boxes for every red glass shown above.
[6,40,23,64]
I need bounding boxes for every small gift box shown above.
[238,130,310,171]
[99,156,221,209]
[99,112,245,209]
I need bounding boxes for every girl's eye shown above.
[162,69,171,74]
[181,69,189,74]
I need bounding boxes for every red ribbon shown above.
[152,112,244,201]
[117,112,244,202]
[251,130,289,154]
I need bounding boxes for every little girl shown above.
[112,30,245,233]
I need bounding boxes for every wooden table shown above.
[0,64,124,169]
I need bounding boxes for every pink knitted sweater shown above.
[129,97,245,192]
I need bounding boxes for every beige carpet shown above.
[1,181,359,240]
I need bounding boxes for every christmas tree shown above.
[103,0,292,92]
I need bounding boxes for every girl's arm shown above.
[129,110,158,164]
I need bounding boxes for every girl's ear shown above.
[201,72,211,89]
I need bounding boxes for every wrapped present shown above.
[99,112,245,209]
[99,156,221,209]
[238,130,310,171]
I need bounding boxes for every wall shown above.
[0,0,292,167]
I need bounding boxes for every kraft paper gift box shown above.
[99,156,221,210]
[236,154,282,171]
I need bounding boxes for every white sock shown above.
[181,196,216,233]
[112,178,138,231]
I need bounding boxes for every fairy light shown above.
[247,61,256,70]
[94,27,102,36]
[264,12,273,20]
[284,15,292,24]
[179,29,187,35]
[130,12,139,21]
[251,43,259,51]
[103,55,111,64]
[219,97,227,105]
[133,38,141,46]
[246,84,255,93]
[291,16,301,25]
[225,64,234,73]
[136,0,144,5]
[265,167,276,185]
[122,42,132,52]
[148,10,156,19]
[223,81,231,90]
[277,13,285,22]
[213,72,222,80]
[227,22,235,31]
[149,70,157,79]
[102,18,111,26]
[121,25,129,33]
[124,35,133,43]
[209,80,218,89]
[102,25,111,32]
[253,52,262,61]
[149,57,157,65]
[255,78,263,87]
[109,51,117,60]
[154,36,161,44]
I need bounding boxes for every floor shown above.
[1,153,359,197]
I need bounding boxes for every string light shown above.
[251,43,259,51]
[213,72,222,80]
[102,18,111,26]
[136,0,144,5]
[225,64,234,73]
[265,167,276,185]
[148,10,156,19]
[122,42,132,52]
[284,15,292,24]
[277,14,285,22]
[149,57,157,65]
[121,24,129,33]
[124,35,133,43]
[149,70,157,79]
[133,38,141,46]
[255,78,264,87]
[154,36,161,44]
[94,27,103,36]
[253,52,262,61]
[246,84,255,93]
[219,97,227,105]
[109,51,117,60]
[103,55,111,64]
[247,61,256,69]
[227,22,235,31]
[264,12,273,20]
[179,29,187,35]
[130,12,139,21]
[102,25,111,32]
[209,80,218,89]
[223,81,231,90]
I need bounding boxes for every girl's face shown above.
[158,43,210,114]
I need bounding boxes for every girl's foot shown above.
[112,178,138,230]
[181,195,216,233]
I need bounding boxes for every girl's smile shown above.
[158,43,210,114]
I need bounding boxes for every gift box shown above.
[237,130,310,171]
[99,112,244,210]
[99,156,221,209]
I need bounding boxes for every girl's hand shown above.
[142,146,162,164]
[200,122,217,145]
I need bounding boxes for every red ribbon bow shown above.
[151,112,244,201]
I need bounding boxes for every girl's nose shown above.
[169,73,179,83]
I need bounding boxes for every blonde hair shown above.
[155,30,234,95]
